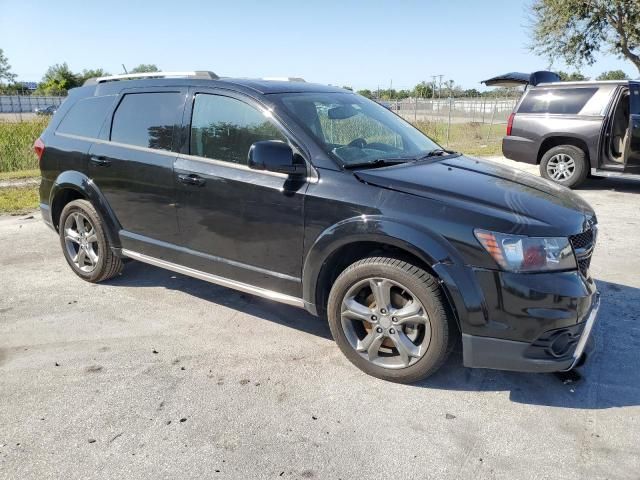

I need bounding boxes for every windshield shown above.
[275,92,441,167]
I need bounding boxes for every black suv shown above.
[36,71,600,383]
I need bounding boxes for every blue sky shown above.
[1,0,635,90]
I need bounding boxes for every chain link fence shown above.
[386,96,517,154]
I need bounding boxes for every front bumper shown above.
[462,290,600,373]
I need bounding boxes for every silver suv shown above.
[484,71,640,188]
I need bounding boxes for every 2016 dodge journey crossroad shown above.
[35,71,600,383]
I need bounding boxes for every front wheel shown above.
[539,145,588,189]
[327,257,453,383]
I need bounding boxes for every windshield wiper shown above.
[416,148,456,161]
[343,158,410,169]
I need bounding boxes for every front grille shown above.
[569,226,596,277]
[577,257,591,276]
[569,229,594,251]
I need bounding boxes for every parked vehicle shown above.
[484,71,640,188]
[35,104,58,116]
[35,71,600,383]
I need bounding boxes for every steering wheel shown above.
[348,138,367,149]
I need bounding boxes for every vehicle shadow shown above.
[108,264,640,410]
[107,261,332,340]
[418,279,640,409]
[580,176,640,192]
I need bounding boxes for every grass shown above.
[414,121,504,157]
[0,168,40,180]
[0,118,49,172]
[0,186,39,214]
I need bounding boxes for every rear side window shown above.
[518,88,598,114]
[57,96,115,138]
[111,92,184,151]
[190,94,286,165]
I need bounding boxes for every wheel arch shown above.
[537,135,591,166]
[50,171,121,248]
[302,216,485,331]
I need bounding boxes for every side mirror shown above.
[248,140,305,176]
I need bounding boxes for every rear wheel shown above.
[327,257,453,383]
[540,145,588,188]
[59,199,122,283]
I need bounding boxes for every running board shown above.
[121,249,305,308]
[591,168,640,180]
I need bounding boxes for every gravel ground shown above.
[1,157,639,479]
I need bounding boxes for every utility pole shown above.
[432,74,443,120]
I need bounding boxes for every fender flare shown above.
[537,133,595,166]
[301,215,487,329]
[50,170,121,248]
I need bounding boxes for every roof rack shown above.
[84,71,219,86]
[261,77,306,82]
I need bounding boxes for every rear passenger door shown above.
[88,88,187,258]
[626,81,640,172]
[174,89,307,298]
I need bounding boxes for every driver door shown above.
[174,89,308,298]
[625,81,640,172]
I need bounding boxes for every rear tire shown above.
[539,145,588,189]
[59,199,123,283]
[327,257,453,383]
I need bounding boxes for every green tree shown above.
[413,81,433,98]
[529,0,640,74]
[130,64,160,73]
[357,89,374,99]
[596,69,629,80]
[35,63,81,95]
[0,48,17,84]
[80,68,110,83]
[557,70,589,81]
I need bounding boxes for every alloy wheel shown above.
[546,153,576,181]
[340,277,431,369]
[63,212,100,273]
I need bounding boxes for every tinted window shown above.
[57,96,115,138]
[190,94,286,164]
[111,92,184,151]
[518,88,598,114]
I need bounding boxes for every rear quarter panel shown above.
[510,114,603,165]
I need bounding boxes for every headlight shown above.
[474,229,576,272]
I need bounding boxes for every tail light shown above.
[33,137,45,165]
[506,112,515,136]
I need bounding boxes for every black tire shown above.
[327,257,453,383]
[58,199,123,283]
[539,145,588,189]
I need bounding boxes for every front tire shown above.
[327,257,453,383]
[59,199,123,283]
[539,145,588,189]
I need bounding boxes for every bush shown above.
[0,118,49,172]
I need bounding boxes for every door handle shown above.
[178,173,205,186]
[90,155,111,167]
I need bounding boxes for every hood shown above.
[354,155,595,236]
